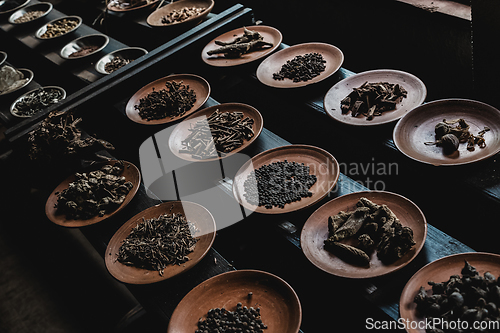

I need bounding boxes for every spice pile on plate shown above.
[0,65,29,94]
[12,87,65,117]
[104,56,132,73]
[161,6,205,24]
[207,27,274,58]
[324,197,415,266]
[14,10,45,23]
[272,52,326,82]
[197,302,268,333]
[39,18,79,38]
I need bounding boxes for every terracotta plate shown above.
[35,15,82,39]
[400,252,500,333]
[107,0,159,12]
[168,270,302,333]
[201,25,283,67]
[45,160,141,228]
[125,73,210,125]
[300,191,427,279]
[105,201,216,284]
[324,69,427,126]
[256,42,344,88]
[393,99,500,166]
[232,144,339,214]
[0,68,33,96]
[169,102,264,162]
[147,0,214,27]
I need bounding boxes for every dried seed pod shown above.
[323,241,370,266]
[332,206,370,242]
[438,133,460,153]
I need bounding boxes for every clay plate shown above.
[256,42,344,88]
[168,270,302,333]
[0,0,30,15]
[300,191,427,279]
[8,2,52,24]
[400,252,500,333]
[0,68,33,96]
[232,144,339,214]
[125,73,210,125]
[95,47,148,75]
[35,15,82,39]
[107,0,159,12]
[393,99,500,166]
[45,160,141,228]
[147,0,214,27]
[324,69,427,126]
[201,25,283,67]
[105,201,216,284]
[169,102,264,162]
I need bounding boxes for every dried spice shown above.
[207,27,274,58]
[414,261,500,332]
[272,52,326,82]
[68,45,100,58]
[40,18,79,39]
[135,80,196,121]
[161,6,205,24]
[324,197,415,266]
[0,65,29,94]
[243,160,317,209]
[12,87,64,117]
[104,56,132,73]
[55,161,133,219]
[28,110,115,164]
[117,212,198,276]
[197,302,268,333]
[425,118,490,153]
[179,109,255,159]
[340,81,408,120]
[14,10,45,23]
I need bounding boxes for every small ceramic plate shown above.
[8,1,52,24]
[168,270,302,333]
[10,86,66,118]
[0,68,33,96]
[256,42,344,88]
[105,201,216,284]
[169,103,264,162]
[400,252,500,333]
[35,15,82,39]
[393,99,500,166]
[201,25,283,67]
[324,69,427,126]
[0,0,30,15]
[45,160,141,228]
[107,0,159,12]
[147,0,214,27]
[60,34,109,60]
[95,47,148,75]
[301,191,427,279]
[232,144,340,214]
[125,73,210,125]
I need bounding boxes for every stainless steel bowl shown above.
[8,1,52,25]
[95,47,148,75]
[10,85,66,118]
[0,67,34,96]
[60,34,109,60]
[0,51,6,67]
[35,15,82,39]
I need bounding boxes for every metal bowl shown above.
[60,34,109,60]
[0,51,6,67]
[95,47,148,75]
[146,0,214,27]
[0,67,33,96]
[10,85,66,118]
[0,0,30,15]
[35,15,82,40]
[8,1,52,24]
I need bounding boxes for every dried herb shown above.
[12,87,64,117]
[324,197,415,266]
[414,261,500,332]
[340,81,408,120]
[40,18,79,39]
[161,6,205,24]
[117,212,198,276]
[425,118,490,153]
[135,80,196,121]
[68,45,100,58]
[272,52,326,82]
[243,160,317,209]
[14,10,45,23]
[207,27,273,58]
[179,109,255,159]
[28,110,115,164]
[56,161,133,219]
[0,65,29,94]
[197,302,268,333]
[104,56,132,73]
